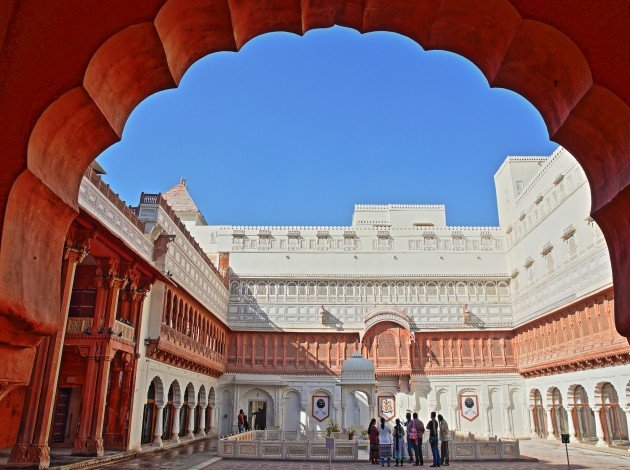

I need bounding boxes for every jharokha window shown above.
[68,288,96,317]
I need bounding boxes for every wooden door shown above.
[140,403,155,445]
[50,388,72,443]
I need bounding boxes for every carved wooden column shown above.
[72,347,99,455]
[529,406,538,438]
[7,235,91,469]
[103,356,124,448]
[566,405,577,439]
[90,343,113,453]
[593,407,608,446]
[545,408,556,440]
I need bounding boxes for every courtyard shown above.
[97,440,629,470]
[0,2,628,470]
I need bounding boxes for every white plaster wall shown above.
[221,373,528,438]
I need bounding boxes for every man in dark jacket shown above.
[427,412,440,467]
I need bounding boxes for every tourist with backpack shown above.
[410,412,425,466]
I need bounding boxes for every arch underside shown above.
[0,0,628,389]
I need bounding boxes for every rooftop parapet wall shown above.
[78,168,153,263]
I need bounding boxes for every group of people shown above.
[237,407,267,432]
[368,412,450,467]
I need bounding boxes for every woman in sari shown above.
[368,418,380,464]
[393,418,406,466]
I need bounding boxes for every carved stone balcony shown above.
[113,320,135,342]
[66,317,93,335]
[146,324,226,377]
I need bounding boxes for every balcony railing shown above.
[65,317,135,343]
[66,317,92,335]
[160,323,225,367]
[114,320,135,342]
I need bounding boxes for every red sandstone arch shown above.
[0,1,628,390]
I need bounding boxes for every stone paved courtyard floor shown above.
[98,439,630,470]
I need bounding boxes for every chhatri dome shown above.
[341,350,376,384]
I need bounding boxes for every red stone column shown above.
[72,347,99,456]
[7,241,89,468]
[89,343,113,456]
[103,356,123,448]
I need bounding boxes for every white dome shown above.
[341,350,375,384]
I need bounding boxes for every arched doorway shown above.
[530,389,546,438]
[548,387,568,438]
[282,390,302,433]
[597,382,628,446]
[219,389,232,436]
[140,377,164,445]
[242,388,274,430]
[570,385,596,442]
[346,390,370,428]
[206,386,216,435]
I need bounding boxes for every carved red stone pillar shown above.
[103,355,123,448]
[90,343,113,455]
[72,347,99,456]
[7,238,90,468]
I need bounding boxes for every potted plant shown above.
[325,420,340,437]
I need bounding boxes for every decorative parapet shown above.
[146,323,226,377]
[79,171,153,263]
[113,320,135,342]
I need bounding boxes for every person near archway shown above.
[427,412,440,467]
[393,418,406,466]
[438,414,449,466]
[411,412,425,466]
[368,418,380,464]
[237,409,245,433]
[379,417,393,467]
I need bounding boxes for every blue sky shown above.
[97,26,557,227]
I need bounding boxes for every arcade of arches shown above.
[0,1,629,468]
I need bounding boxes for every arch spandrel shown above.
[361,307,412,342]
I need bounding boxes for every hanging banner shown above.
[378,396,396,421]
[312,395,330,421]
[460,394,479,421]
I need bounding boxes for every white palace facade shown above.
[5,146,626,461]
[4,143,629,464]
[177,146,629,446]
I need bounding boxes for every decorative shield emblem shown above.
[312,395,330,421]
[378,396,396,421]
[460,394,479,421]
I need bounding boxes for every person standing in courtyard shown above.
[427,412,440,467]
[379,417,393,467]
[438,415,449,466]
[369,418,380,464]
[404,413,414,463]
[237,409,245,433]
[393,418,406,466]
[410,412,424,466]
